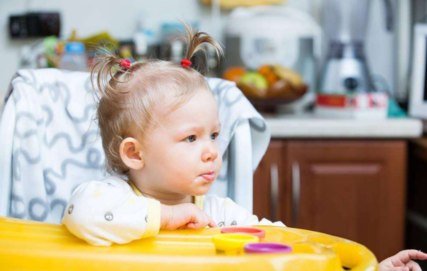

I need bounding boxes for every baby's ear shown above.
[119,137,144,170]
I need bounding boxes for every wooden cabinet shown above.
[253,139,407,261]
[406,139,427,270]
[253,141,288,223]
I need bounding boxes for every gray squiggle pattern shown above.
[14,145,41,164]
[16,112,44,127]
[29,198,48,221]
[9,69,106,224]
[10,194,26,219]
[43,130,99,152]
[69,105,97,123]
[42,106,53,126]
[44,149,104,181]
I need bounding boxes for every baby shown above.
[62,24,426,270]
[63,25,263,246]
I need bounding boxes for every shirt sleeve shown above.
[62,177,161,246]
[203,195,286,227]
[203,195,259,227]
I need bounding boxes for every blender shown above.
[316,0,393,119]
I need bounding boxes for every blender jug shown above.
[320,0,393,94]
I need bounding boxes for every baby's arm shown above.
[63,178,216,246]
[379,250,427,271]
[62,178,161,246]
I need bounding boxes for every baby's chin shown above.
[190,182,213,196]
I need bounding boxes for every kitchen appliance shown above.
[223,6,321,112]
[9,12,61,38]
[409,23,427,130]
[316,0,394,119]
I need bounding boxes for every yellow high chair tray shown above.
[0,217,377,271]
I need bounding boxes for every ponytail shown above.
[182,23,223,69]
[90,47,135,101]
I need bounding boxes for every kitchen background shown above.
[2,0,427,266]
[0,0,418,101]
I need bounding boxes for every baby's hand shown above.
[160,203,217,230]
[379,250,427,271]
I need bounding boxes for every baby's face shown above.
[140,89,222,196]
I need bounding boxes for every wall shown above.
[2,0,406,106]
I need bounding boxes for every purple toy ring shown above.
[245,243,293,254]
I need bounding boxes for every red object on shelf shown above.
[316,94,347,108]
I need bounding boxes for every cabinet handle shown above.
[292,161,300,227]
[270,163,279,221]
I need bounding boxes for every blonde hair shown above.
[91,23,223,174]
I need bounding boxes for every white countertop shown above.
[264,114,424,138]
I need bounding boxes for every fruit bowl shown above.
[238,82,309,112]
[224,65,309,112]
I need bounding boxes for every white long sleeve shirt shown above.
[62,176,284,246]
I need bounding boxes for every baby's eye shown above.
[186,135,196,142]
[211,132,219,140]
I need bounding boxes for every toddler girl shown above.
[62,24,426,271]
[63,25,264,246]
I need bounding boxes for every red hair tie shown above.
[119,59,131,70]
[181,59,192,68]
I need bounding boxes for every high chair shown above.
[0,69,378,271]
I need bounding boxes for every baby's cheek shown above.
[216,154,223,171]
[169,166,193,184]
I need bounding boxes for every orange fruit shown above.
[257,65,271,76]
[265,73,279,85]
[258,65,279,86]
[223,67,247,83]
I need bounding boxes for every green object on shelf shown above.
[388,98,407,118]
[43,36,59,68]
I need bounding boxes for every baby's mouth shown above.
[200,171,215,182]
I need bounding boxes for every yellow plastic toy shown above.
[213,233,259,255]
[0,216,378,271]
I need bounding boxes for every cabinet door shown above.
[406,139,427,271]
[253,140,290,223]
[287,140,407,261]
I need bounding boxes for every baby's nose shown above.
[202,144,218,162]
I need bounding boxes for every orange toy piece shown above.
[0,216,378,271]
